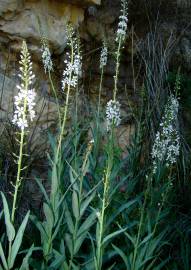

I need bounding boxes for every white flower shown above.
[151,95,180,173]
[116,0,128,42]
[12,41,36,131]
[100,46,108,69]
[106,99,121,131]
[41,45,53,73]
[62,35,82,91]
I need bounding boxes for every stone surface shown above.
[0,0,191,149]
[0,1,85,54]
[63,0,101,5]
[0,72,58,133]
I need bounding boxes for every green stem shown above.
[68,182,82,270]
[50,81,71,210]
[11,129,25,223]
[11,80,28,223]
[132,177,150,270]
[97,67,104,121]
[55,40,74,163]
[50,41,74,208]
[68,144,93,270]
[113,36,122,102]
[9,68,29,269]
[153,169,172,236]
[56,85,70,162]
[132,197,146,270]
[48,71,61,128]
[96,162,111,270]
[74,79,79,171]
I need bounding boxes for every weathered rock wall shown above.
[0,0,191,148]
[0,0,99,132]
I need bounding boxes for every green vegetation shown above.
[0,1,191,269]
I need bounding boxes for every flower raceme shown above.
[116,0,128,42]
[100,45,108,69]
[41,45,53,73]
[55,29,82,163]
[12,41,36,130]
[62,34,82,91]
[151,94,180,173]
[106,99,121,131]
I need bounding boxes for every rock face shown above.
[0,0,101,136]
[0,0,191,149]
[0,1,85,52]
[63,0,101,5]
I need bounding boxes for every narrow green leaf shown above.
[124,231,136,246]
[71,262,80,270]
[147,230,167,256]
[48,133,57,152]
[72,191,79,219]
[19,244,34,270]
[112,244,129,268]
[80,191,95,217]
[96,222,100,244]
[74,231,87,254]
[51,163,59,198]
[65,233,72,255]
[60,239,66,259]
[30,215,48,243]
[52,208,65,241]
[9,211,30,268]
[61,262,69,270]
[138,233,153,248]
[35,178,50,204]
[43,203,54,232]
[88,232,97,270]
[139,255,155,268]
[0,242,8,270]
[106,198,139,227]
[152,258,169,270]
[65,203,74,234]
[49,249,66,268]
[106,263,116,270]
[69,167,78,191]
[1,192,15,242]
[77,211,96,237]
[102,227,127,246]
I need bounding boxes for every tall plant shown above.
[50,26,82,211]
[11,40,36,223]
[0,40,36,270]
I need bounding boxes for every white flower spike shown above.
[41,45,53,73]
[62,31,82,91]
[116,0,128,42]
[100,45,108,69]
[151,94,180,173]
[12,41,36,130]
[106,99,121,131]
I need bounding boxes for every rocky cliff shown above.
[0,0,191,148]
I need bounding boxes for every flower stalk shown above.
[50,28,82,209]
[68,141,94,270]
[41,39,62,127]
[98,44,108,119]
[96,167,111,269]
[113,0,128,101]
[11,41,36,223]
[151,94,180,174]
[105,0,128,133]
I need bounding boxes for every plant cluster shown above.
[0,1,190,270]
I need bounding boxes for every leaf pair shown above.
[0,192,31,270]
